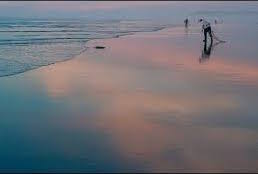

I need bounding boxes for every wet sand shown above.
[1,25,258,172]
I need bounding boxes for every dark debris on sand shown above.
[95,46,105,49]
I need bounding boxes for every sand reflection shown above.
[38,27,258,171]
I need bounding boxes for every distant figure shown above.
[199,18,213,43]
[214,19,218,25]
[184,18,189,28]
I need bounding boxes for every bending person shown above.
[199,18,213,44]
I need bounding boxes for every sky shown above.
[0,1,189,19]
[0,1,257,22]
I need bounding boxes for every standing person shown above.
[199,18,213,43]
[184,18,189,28]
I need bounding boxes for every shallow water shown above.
[1,2,258,172]
[1,22,258,172]
[0,18,167,77]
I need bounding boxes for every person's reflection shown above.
[184,27,189,36]
[199,40,213,63]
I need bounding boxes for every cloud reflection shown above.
[37,28,258,171]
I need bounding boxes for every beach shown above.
[1,24,258,172]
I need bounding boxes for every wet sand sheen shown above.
[0,25,258,172]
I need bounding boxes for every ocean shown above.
[0,18,167,77]
[1,2,258,77]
